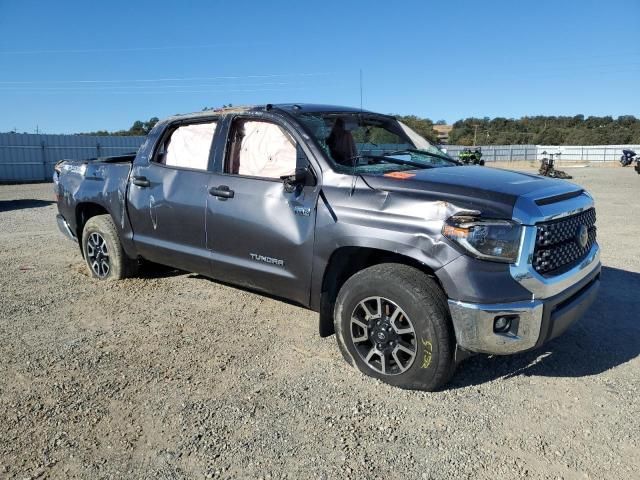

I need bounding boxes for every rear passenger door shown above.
[206,116,320,305]
[127,118,218,274]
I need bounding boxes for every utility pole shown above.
[472,124,479,146]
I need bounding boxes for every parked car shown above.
[54,104,601,390]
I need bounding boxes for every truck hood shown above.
[361,166,582,219]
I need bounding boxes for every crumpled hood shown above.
[361,166,581,219]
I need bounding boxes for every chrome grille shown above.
[532,208,597,276]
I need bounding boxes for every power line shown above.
[0,81,308,91]
[0,86,315,95]
[0,42,272,55]
[0,72,334,85]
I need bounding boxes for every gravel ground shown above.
[0,167,638,479]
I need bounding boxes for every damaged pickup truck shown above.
[54,104,601,390]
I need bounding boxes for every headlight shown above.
[442,216,522,263]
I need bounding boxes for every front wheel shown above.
[333,264,456,391]
[81,214,137,280]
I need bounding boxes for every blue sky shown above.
[0,0,638,133]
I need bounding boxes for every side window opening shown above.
[225,119,300,179]
[155,121,217,170]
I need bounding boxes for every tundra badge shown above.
[250,253,284,267]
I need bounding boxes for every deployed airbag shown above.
[238,121,296,178]
[165,122,217,170]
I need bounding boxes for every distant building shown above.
[432,124,453,144]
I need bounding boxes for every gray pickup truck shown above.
[54,104,601,390]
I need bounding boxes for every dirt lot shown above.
[0,167,638,479]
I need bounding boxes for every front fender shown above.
[309,184,466,311]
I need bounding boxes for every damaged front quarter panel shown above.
[309,172,477,307]
[308,165,530,317]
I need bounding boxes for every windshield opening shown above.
[294,112,456,174]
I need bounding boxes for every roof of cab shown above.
[164,103,376,122]
[274,103,373,114]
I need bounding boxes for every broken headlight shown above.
[442,216,522,263]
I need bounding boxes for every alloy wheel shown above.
[349,296,417,375]
[86,232,110,278]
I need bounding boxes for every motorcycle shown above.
[620,149,637,167]
[538,151,572,179]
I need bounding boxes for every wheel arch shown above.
[75,202,111,257]
[317,246,445,337]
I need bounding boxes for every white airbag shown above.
[238,121,296,178]
[165,122,217,170]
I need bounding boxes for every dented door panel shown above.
[127,163,211,275]
[206,176,320,305]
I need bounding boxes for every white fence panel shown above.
[446,144,639,163]
[2,133,639,182]
[0,133,146,182]
[537,145,640,162]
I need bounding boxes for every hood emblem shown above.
[577,224,588,249]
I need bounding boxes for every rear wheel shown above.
[81,214,137,280]
[334,263,456,391]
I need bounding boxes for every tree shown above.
[448,115,640,145]
[144,117,159,133]
[73,113,640,144]
[80,116,160,136]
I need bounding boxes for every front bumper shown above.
[56,214,77,242]
[445,187,602,355]
[448,259,600,355]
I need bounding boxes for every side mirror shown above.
[280,167,311,193]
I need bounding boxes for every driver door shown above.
[205,117,319,305]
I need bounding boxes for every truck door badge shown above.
[293,206,311,217]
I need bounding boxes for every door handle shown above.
[209,185,235,200]
[132,176,150,187]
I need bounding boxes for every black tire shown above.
[334,263,456,391]
[81,214,137,280]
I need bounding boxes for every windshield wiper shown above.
[350,154,433,170]
[384,148,458,164]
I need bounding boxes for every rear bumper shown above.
[448,263,600,355]
[56,214,77,242]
